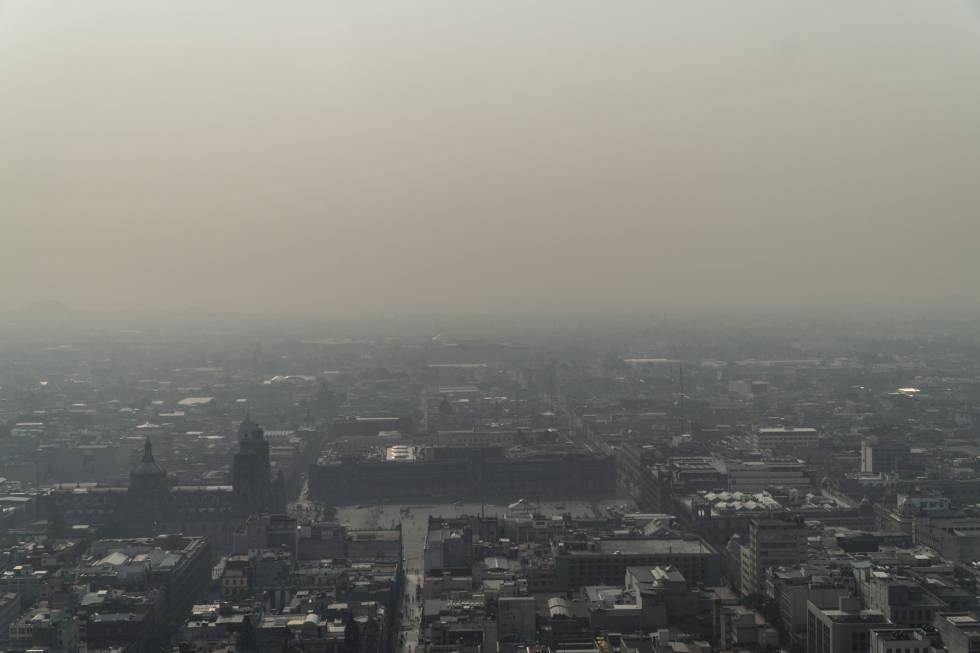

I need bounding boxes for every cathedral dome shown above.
[132,439,166,478]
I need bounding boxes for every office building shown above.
[741,516,806,597]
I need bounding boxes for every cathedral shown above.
[42,417,286,552]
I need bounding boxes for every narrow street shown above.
[337,500,627,653]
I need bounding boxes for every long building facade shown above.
[309,446,615,502]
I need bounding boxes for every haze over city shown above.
[11,5,980,653]
[3,1,980,317]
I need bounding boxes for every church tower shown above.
[128,439,170,533]
[232,416,273,514]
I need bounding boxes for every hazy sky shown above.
[3,1,980,317]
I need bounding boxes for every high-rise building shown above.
[741,516,806,597]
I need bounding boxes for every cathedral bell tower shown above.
[232,416,273,514]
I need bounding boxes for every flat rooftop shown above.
[565,539,713,556]
[347,530,400,542]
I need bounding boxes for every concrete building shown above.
[769,568,853,650]
[806,597,889,653]
[869,627,935,653]
[741,516,807,597]
[933,613,980,653]
[615,445,673,512]
[720,604,780,649]
[82,535,211,622]
[625,565,699,629]
[424,521,474,574]
[553,537,720,590]
[754,427,819,452]
[915,515,980,564]
[726,460,811,492]
[854,567,947,627]
[861,438,910,474]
